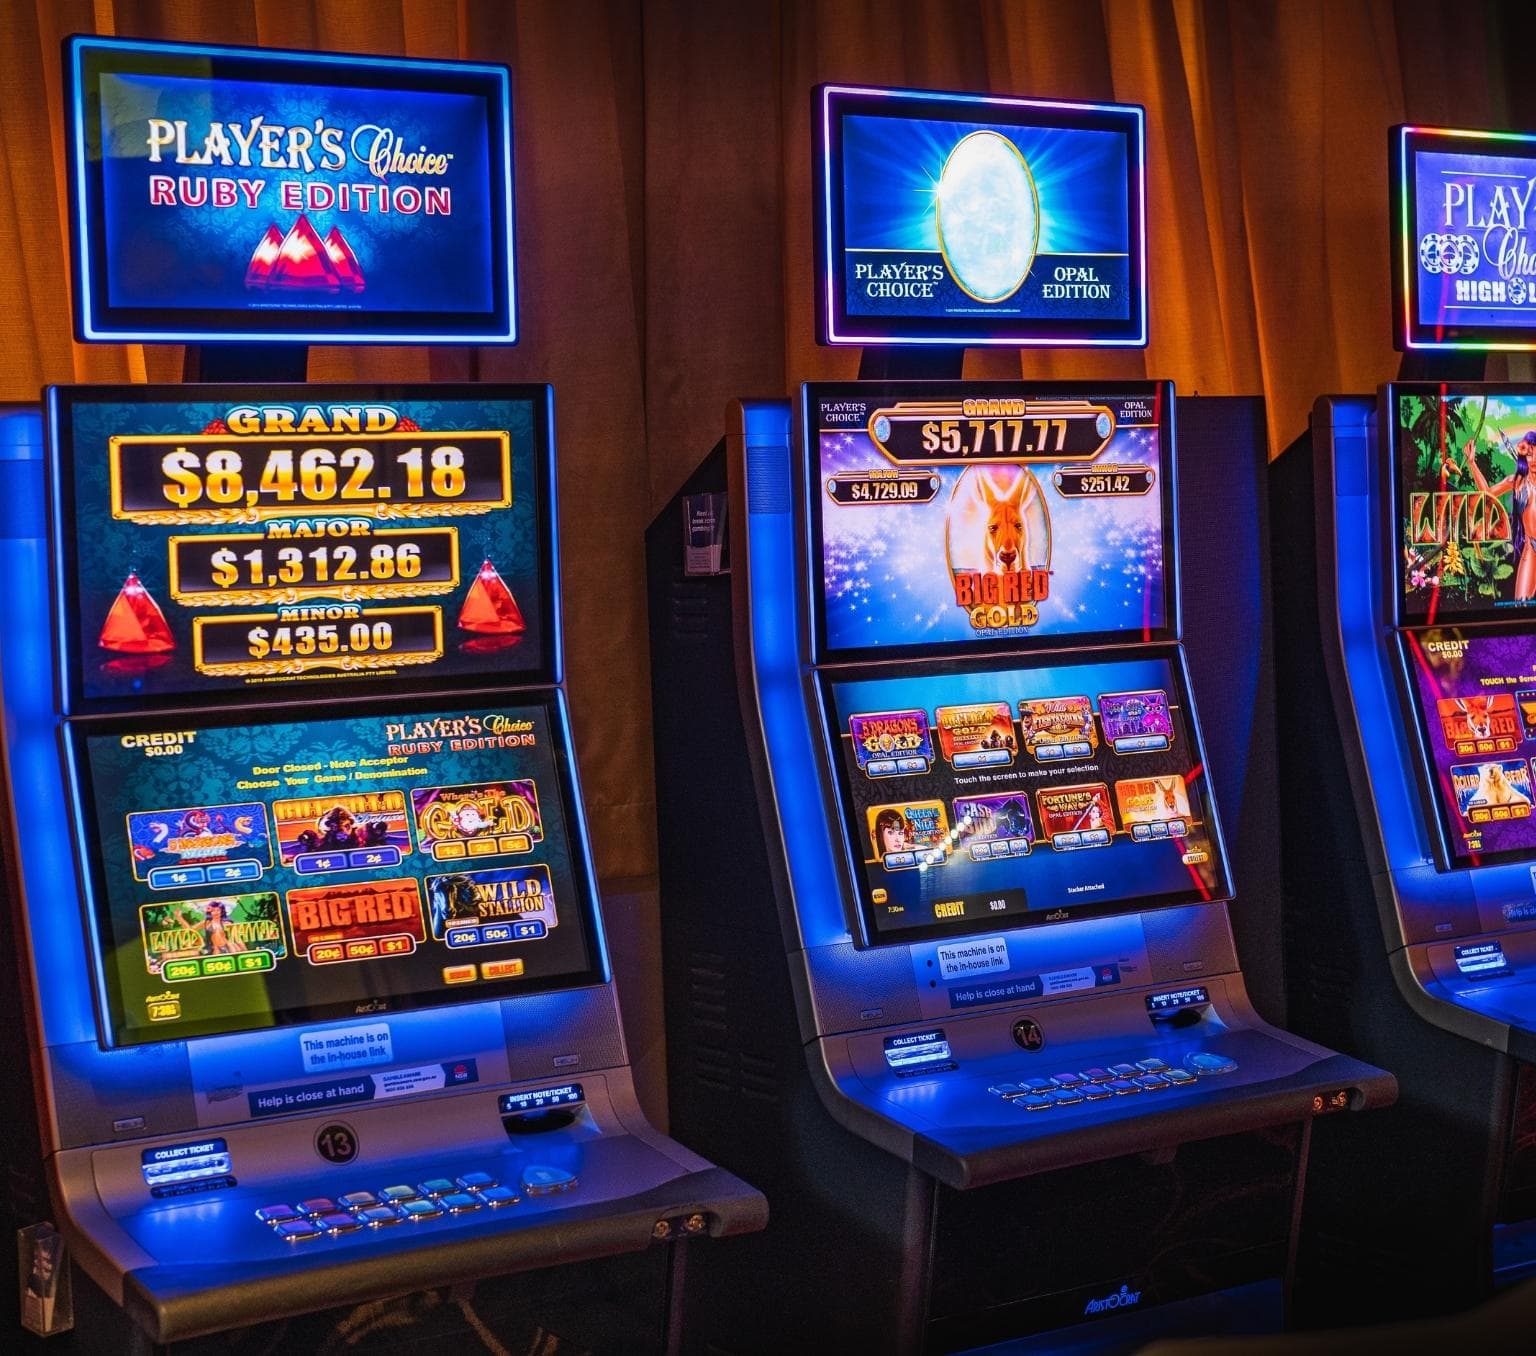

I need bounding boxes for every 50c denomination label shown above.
[192,605,444,678]
[169,527,460,606]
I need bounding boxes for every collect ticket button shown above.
[443,964,478,984]
[481,959,525,980]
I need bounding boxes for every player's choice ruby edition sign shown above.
[50,386,550,706]
[66,36,515,342]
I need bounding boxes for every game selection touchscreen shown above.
[825,654,1227,942]
[55,388,544,703]
[76,700,597,1046]
[1402,628,1536,867]
[1396,388,1536,623]
[813,386,1168,656]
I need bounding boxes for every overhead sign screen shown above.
[1393,125,1536,351]
[66,35,516,343]
[815,84,1146,347]
[49,384,553,708]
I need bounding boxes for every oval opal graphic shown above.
[935,131,1039,304]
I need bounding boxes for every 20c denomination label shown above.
[110,432,512,523]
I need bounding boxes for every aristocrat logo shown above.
[1083,1283,1143,1316]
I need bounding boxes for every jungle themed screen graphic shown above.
[812,385,1168,657]
[825,653,1227,943]
[55,387,546,703]
[1394,388,1536,623]
[1403,628,1536,868]
[76,701,596,1045]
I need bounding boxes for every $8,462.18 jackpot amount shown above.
[109,432,512,522]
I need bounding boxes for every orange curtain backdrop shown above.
[0,0,1523,883]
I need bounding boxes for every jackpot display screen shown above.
[823,650,1228,944]
[815,85,1146,346]
[49,385,551,708]
[808,381,1173,661]
[71,696,602,1046]
[1390,383,1536,625]
[1400,626,1536,868]
[1392,125,1536,352]
[66,35,515,343]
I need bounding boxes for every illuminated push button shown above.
[1022,1077,1058,1092]
[440,1192,482,1213]
[339,1191,378,1209]
[399,1199,443,1220]
[1048,1087,1084,1105]
[987,1083,1020,1098]
[299,1198,336,1216]
[1133,1075,1169,1092]
[275,1219,322,1242]
[1081,1068,1112,1083]
[379,1185,419,1202]
[1051,1073,1085,1089]
[520,1165,579,1195]
[1186,1052,1238,1076]
[1017,1093,1054,1111]
[1105,1079,1141,1095]
[1081,1083,1114,1100]
[418,1178,457,1197]
[1108,1063,1138,1078]
[1136,1058,1168,1072]
[255,1205,300,1225]
[477,1186,521,1207]
[456,1172,497,1191]
[357,1205,402,1227]
[317,1211,364,1234]
[1164,1068,1197,1085]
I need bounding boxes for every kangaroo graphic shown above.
[979,472,1030,572]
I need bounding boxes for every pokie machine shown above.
[1271,124,1536,1319]
[0,36,762,1349]
[647,85,1393,1354]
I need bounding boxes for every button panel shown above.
[986,1051,1241,1115]
[257,1165,537,1243]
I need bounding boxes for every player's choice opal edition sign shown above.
[1393,126,1536,352]
[66,35,516,343]
[815,85,1146,347]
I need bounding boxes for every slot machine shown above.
[0,36,762,1348]
[647,84,1393,1353]
[1271,123,1536,1320]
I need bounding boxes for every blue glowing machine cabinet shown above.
[0,384,764,1345]
[647,382,1393,1352]
[1272,384,1536,1318]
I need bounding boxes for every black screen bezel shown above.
[805,379,1178,666]
[47,382,559,715]
[818,643,1233,948]
[67,688,606,1049]
[813,83,1147,348]
[64,34,516,345]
